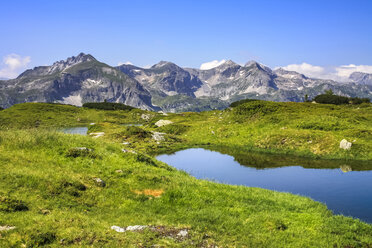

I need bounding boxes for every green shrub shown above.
[0,196,28,212]
[88,124,104,133]
[120,126,150,139]
[82,102,134,111]
[27,231,56,247]
[349,97,371,104]
[229,99,259,107]
[65,147,96,158]
[158,124,189,135]
[47,179,86,197]
[313,93,370,105]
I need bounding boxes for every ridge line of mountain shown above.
[1,52,371,112]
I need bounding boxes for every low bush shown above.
[313,93,370,105]
[82,102,134,111]
[158,124,189,135]
[120,126,150,139]
[229,99,259,108]
[66,147,96,158]
[0,196,28,212]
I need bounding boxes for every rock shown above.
[177,229,188,238]
[126,225,147,231]
[89,132,104,138]
[73,147,91,151]
[340,165,352,173]
[141,114,151,121]
[93,177,106,187]
[111,225,125,233]
[0,226,16,232]
[122,149,137,154]
[151,131,165,142]
[340,139,352,150]
[122,142,130,145]
[155,119,173,127]
[115,169,123,173]
[111,225,147,233]
[40,209,51,215]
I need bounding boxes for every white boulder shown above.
[155,119,173,127]
[340,139,352,150]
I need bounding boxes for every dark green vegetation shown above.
[82,101,134,111]
[0,101,372,247]
[313,90,371,105]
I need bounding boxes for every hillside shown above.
[0,101,372,247]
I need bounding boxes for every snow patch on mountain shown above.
[62,94,82,106]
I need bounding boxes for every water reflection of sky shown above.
[59,127,88,135]
[157,148,372,223]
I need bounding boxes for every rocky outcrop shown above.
[117,62,203,97]
[155,119,173,127]
[350,72,372,86]
[340,139,352,150]
[0,53,157,110]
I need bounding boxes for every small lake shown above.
[157,148,372,223]
[121,123,143,127]
[59,127,88,135]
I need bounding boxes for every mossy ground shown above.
[0,101,372,247]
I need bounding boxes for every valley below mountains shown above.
[1,53,372,112]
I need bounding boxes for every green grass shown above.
[0,130,372,247]
[0,101,372,247]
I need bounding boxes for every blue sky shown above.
[1,0,372,80]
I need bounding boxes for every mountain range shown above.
[1,53,371,112]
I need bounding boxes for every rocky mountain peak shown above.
[349,71,372,85]
[274,68,307,79]
[152,61,173,68]
[211,60,240,72]
[244,61,272,74]
[51,52,95,70]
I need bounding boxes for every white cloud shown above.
[117,61,133,66]
[334,64,372,79]
[280,63,325,78]
[278,63,372,82]
[0,54,31,79]
[200,59,227,70]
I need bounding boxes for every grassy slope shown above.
[0,102,372,247]
[151,101,372,161]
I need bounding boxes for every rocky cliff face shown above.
[349,72,372,86]
[117,61,203,97]
[1,53,372,111]
[0,53,156,110]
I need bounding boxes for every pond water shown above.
[59,127,88,135]
[121,123,143,127]
[156,148,372,223]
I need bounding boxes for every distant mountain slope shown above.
[1,53,371,111]
[350,72,372,86]
[0,53,156,110]
[117,61,203,97]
